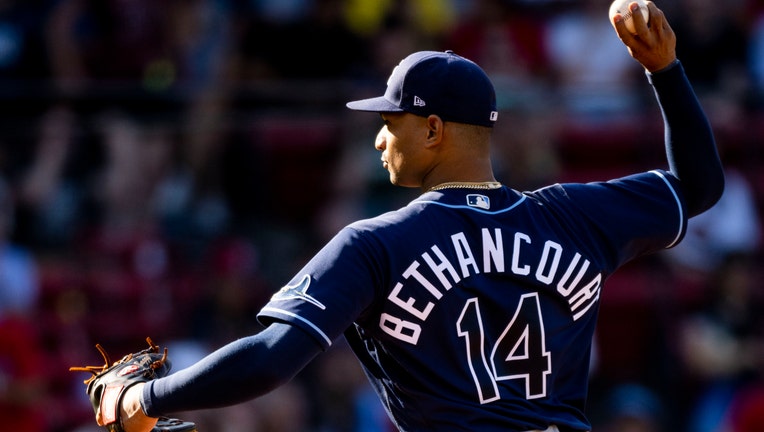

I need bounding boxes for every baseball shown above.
[609,0,650,34]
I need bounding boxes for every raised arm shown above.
[612,1,724,216]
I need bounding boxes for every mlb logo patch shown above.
[467,194,490,210]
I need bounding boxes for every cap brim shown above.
[346,96,403,113]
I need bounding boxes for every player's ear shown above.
[424,115,444,147]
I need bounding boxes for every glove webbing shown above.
[69,337,168,384]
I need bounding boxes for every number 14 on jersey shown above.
[456,293,552,403]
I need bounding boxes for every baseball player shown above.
[106,2,723,431]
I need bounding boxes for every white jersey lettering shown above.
[381,228,603,343]
[482,228,504,273]
[536,240,562,285]
[380,313,421,344]
[422,245,460,292]
[512,232,532,276]
[452,232,480,278]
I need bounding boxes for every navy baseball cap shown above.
[346,50,498,127]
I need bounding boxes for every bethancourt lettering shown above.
[380,228,602,344]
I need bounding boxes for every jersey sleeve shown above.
[257,226,382,350]
[539,169,687,268]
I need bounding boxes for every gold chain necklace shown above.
[428,181,502,192]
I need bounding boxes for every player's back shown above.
[346,174,683,431]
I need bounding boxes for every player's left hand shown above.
[611,1,677,72]
[70,338,197,432]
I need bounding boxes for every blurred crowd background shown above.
[0,0,762,431]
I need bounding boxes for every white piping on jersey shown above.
[650,169,684,248]
[418,172,684,247]
[413,195,527,215]
[260,307,333,346]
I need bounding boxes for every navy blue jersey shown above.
[258,169,685,431]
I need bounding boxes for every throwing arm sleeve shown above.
[648,60,725,217]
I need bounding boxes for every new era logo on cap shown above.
[346,51,498,127]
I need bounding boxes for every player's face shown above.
[376,113,432,188]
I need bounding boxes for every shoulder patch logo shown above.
[272,274,326,310]
[467,194,490,210]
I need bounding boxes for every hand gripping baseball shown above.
[70,337,197,432]
[611,1,677,72]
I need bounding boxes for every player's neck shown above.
[420,147,496,192]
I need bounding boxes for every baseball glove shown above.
[70,337,197,432]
